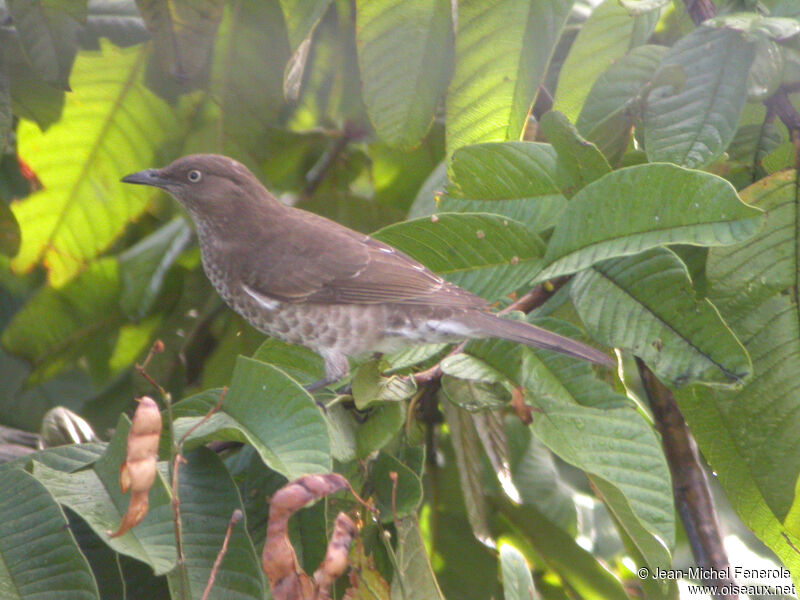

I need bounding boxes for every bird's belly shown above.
[212,283,470,360]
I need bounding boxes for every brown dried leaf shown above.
[511,387,533,425]
[108,396,162,538]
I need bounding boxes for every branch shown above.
[637,360,737,600]
[684,0,715,23]
[299,120,368,202]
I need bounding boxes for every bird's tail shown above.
[465,311,614,368]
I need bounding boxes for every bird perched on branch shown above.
[123,154,612,390]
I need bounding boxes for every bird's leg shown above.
[305,377,337,393]
[305,350,350,394]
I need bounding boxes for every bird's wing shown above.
[240,208,488,309]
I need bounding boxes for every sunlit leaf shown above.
[12,42,183,285]
[499,544,537,600]
[495,499,630,600]
[445,142,566,231]
[356,0,452,149]
[553,0,657,122]
[446,0,573,158]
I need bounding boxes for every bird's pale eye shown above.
[187,169,202,183]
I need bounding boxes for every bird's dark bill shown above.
[121,169,171,189]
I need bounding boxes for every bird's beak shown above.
[121,169,172,189]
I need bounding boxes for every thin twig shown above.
[300,120,368,202]
[136,341,190,599]
[170,388,227,583]
[637,359,737,600]
[389,471,399,523]
[200,509,243,600]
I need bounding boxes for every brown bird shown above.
[122,154,613,390]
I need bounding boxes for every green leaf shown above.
[175,356,331,480]
[6,52,65,129]
[166,448,265,600]
[0,468,100,600]
[446,0,573,158]
[390,516,446,600]
[506,421,577,532]
[644,27,755,168]
[12,42,182,285]
[352,359,417,409]
[356,0,452,149]
[278,0,333,51]
[459,322,674,572]
[7,0,82,89]
[495,499,630,600]
[1,258,123,384]
[531,395,673,573]
[538,111,611,196]
[706,170,797,314]
[0,68,11,153]
[135,0,223,82]
[446,142,566,232]
[31,414,176,575]
[537,163,764,280]
[2,442,105,474]
[553,0,657,122]
[252,337,325,386]
[500,544,537,600]
[726,121,784,166]
[440,373,509,412]
[212,0,290,154]
[356,402,404,459]
[706,12,800,41]
[440,401,494,542]
[370,451,423,521]
[676,295,800,579]
[576,45,668,164]
[76,3,150,50]
[618,0,670,15]
[118,218,192,320]
[373,213,545,300]
[570,247,751,387]
[0,201,20,258]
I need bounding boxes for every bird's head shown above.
[122,154,276,232]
